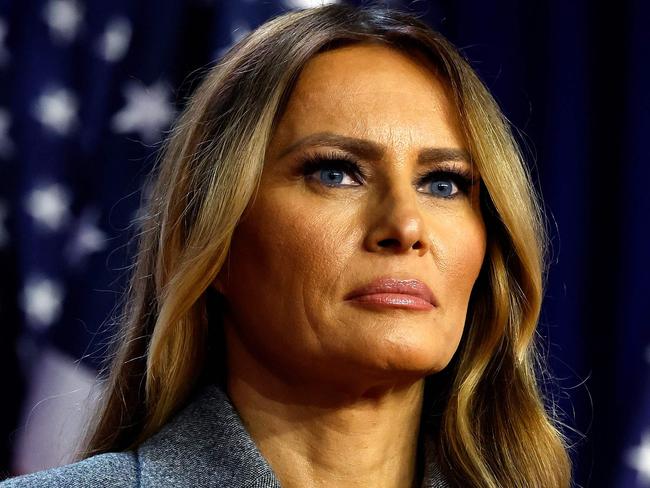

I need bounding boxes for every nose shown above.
[364,186,432,256]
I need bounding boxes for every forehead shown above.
[269,43,465,157]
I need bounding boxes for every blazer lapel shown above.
[137,383,282,488]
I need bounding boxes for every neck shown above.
[227,353,425,488]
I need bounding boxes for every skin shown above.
[214,43,487,488]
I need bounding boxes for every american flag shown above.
[0,1,648,486]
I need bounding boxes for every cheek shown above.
[225,189,357,326]
[431,210,486,336]
[445,221,486,289]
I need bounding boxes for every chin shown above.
[385,351,451,377]
[338,308,462,374]
[361,338,454,380]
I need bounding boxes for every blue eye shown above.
[301,155,475,198]
[428,179,457,197]
[418,169,474,199]
[302,156,361,187]
[319,168,345,185]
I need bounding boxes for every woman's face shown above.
[216,44,486,392]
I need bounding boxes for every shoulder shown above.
[1,383,280,488]
[0,452,138,488]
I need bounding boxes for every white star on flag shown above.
[111,80,175,144]
[0,107,13,158]
[96,17,132,63]
[65,208,108,266]
[32,86,79,136]
[627,431,650,486]
[283,0,338,9]
[0,18,9,67]
[25,183,71,231]
[21,277,65,329]
[0,200,8,248]
[43,0,83,44]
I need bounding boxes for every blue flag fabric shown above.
[0,1,648,486]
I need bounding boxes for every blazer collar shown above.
[138,382,449,487]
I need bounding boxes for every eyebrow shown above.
[276,131,471,166]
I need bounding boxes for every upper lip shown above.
[345,277,437,306]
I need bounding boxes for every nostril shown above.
[378,238,400,249]
[377,238,423,250]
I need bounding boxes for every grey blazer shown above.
[2,383,450,487]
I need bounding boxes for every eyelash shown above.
[300,152,476,199]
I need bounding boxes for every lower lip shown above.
[347,293,434,311]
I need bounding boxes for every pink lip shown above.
[345,278,437,311]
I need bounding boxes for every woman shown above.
[3,4,572,487]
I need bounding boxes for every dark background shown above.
[0,1,648,486]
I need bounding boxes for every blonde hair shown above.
[79,4,572,486]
